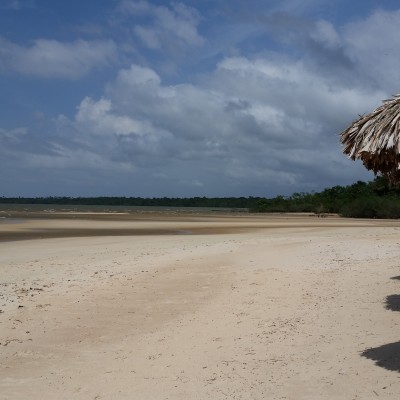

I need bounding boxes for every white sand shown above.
[0,215,399,399]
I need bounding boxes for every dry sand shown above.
[0,212,400,399]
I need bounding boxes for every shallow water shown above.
[0,217,25,224]
[0,203,248,214]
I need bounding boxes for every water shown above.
[0,203,248,214]
[0,217,24,224]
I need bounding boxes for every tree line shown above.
[254,177,400,218]
[2,177,400,218]
[0,195,257,209]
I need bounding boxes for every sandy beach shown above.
[1,211,400,399]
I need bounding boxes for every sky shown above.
[1,0,400,198]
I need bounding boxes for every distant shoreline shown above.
[0,203,249,215]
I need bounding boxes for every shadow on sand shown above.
[361,279,400,371]
[361,342,400,372]
[385,294,400,312]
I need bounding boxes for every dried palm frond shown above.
[340,94,400,183]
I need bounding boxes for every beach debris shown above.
[1,338,23,346]
[340,94,400,183]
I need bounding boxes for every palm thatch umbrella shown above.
[340,94,400,184]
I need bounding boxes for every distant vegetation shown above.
[254,177,400,218]
[2,177,400,218]
[0,196,256,209]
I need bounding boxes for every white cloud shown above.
[116,64,160,85]
[57,59,377,193]
[0,0,35,10]
[134,26,161,49]
[156,2,204,46]
[23,143,134,172]
[119,0,151,14]
[0,38,117,78]
[0,127,27,142]
[76,96,160,137]
[120,0,204,50]
[342,9,400,92]
[215,56,383,126]
[311,20,340,49]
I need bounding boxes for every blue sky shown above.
[1,0,400,197]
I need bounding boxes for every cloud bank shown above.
[1,2,398,196]
[0,38,117,78]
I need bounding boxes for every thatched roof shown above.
[340,94,400,183]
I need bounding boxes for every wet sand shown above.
[1,212,400,399]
